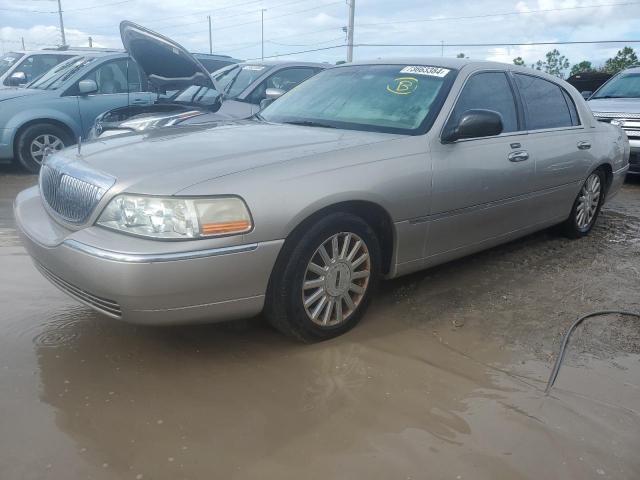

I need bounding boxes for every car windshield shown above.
[28,56,96,90]
[260,64,456,134]
[0,52,23,77]
[214,64,270,98]
[171,85,221,106]
[592,72,640,99]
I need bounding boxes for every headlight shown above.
[96,195,252,240]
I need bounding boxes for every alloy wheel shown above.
[30,134,64,165]
[576,173,601,229]
[302,232,371,327]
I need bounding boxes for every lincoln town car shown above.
[15,58,629,341]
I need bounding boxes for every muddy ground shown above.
[0,166,638,480]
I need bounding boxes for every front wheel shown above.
[562,168,606,238]
[265,212,381,342]
[16,123,71,173]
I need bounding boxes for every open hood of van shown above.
[120,20,216,91]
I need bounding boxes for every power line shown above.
[160,1,344,33]
[245,39,640,60]
[356,1,640,28]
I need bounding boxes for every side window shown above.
[514,74,575,130]
[125,61,149,92]
[562,89,581,126]
[80,59,129,94]
[246,67,317,104]
[447,72,519,134]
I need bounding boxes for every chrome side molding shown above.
[63,239,259,263]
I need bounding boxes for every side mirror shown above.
[581,90,593,100]
[265,87,285,100]
[7,71,27,86]
[442,109,503,143]
[78,79,98,95]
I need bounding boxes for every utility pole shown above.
[261,9,266,61]
[441,40,444,57]
[208,16,213,54]
[88,36,92,48]
[347,0,355,62]
[57,0,66,46]
[21,37,25,50]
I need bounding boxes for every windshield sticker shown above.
[3,56,17,63]
[242,65,266,71]
[386,77,418,95]
[400,66,450,77]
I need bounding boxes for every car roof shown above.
[620,66,640,73]
[345,57,575,85]
[239,60,328,68]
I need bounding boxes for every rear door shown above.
[513,73,596,223]
[427,70,534,257]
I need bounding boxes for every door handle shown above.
[577,141,591,150]
[508,151,529,162]
[131,98,147,104]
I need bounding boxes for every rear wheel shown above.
[562,168,605,238]
[16,123,72,173]
[265,212,381,342]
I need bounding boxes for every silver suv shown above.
[588,66,640,175]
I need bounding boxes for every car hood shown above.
[588,97,640,114]
[120,20,216,91]
[75,121,402,195]
[0,86,48,102]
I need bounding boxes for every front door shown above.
[427,71,534,259]
[72,58,154,138]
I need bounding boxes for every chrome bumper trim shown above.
[63,239,259,263]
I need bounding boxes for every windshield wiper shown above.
[282,120,336,129]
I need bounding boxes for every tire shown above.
[16,123,72,173]
[562,168,606,238]
[265,212,381,342]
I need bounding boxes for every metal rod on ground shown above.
[57,0,66,46]
[347,0,355,62]
[261,9,266,61]
[208,16,212,54]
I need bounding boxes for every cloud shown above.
[0,0,639,66]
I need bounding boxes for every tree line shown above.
[511,46,638,78]
[453,47,638,78]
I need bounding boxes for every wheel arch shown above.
[13,118,77,154]
[278,199,397,277]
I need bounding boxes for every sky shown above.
[1,0,640,71]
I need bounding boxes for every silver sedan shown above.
[15,58,629,341]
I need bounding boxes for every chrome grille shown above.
[39,155,115,224]
[593,113,640,138]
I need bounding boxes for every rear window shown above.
[514,74,578,130]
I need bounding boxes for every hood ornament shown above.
[611,119,626,127]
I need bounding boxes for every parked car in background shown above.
[566,71,612,100]
[15,59,628,342]
[0,51,155,172]
[588,65,640,175]
[0,49,104,88]
[91,21,325,138]
[193,53,242,73]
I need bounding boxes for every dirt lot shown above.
[1,166,639,480]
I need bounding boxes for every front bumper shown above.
[0,127,14,160]
[15,186,284,325]
[627,139,640,174]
